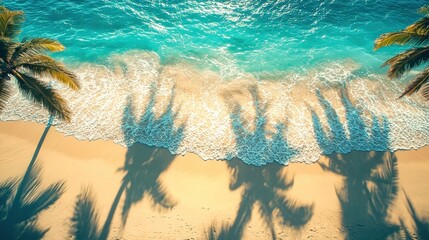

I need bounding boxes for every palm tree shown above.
[0,6,79,121]
[374,5,429,100]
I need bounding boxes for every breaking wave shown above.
[2,51,429,165]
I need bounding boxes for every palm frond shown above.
[418,5,429,16]
[406,17,429,35]
[23,38,64,52]
[17,55,79,90]
[382,47,429,78]
[11,38,65,63]
[70,187,100,240]
[0,7,24,39]
[374,31,429,50]
[12,70,71,121]
[0,37,16,62]
[399,67,429,98]
[0,79,11,111]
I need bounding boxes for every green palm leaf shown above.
[374,31,429,50]
[0,37,15,62]
[12,70,71,121]
[11,38,65,63]
[20,38,64,52]
[382,46,429,78]
[399,67,429,98]
[375,5,429,100]
[406,17,429,35]
[0,7,24,39]
[18,55,80,90]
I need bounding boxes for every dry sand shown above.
[1,120,428,239]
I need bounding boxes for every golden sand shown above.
[1,120,428,239]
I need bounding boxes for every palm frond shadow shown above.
[70,84,185,240]
[0,160,66,240]
[400,191,429,240]
[311,89,399,240]
[208,85,313,240]
[229,85,296,166]
[70,187,100,240]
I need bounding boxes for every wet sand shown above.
[1,120,428,239]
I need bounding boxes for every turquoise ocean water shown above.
[2,0,429,165]
[6,0,426,73]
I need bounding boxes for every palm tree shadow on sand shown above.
[70,84,185,240]
[400,191,429,239]
[311,89,399,240]
[207,85,313,240]
[0,158,65,240]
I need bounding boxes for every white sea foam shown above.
[2,51,429,165]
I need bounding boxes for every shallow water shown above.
[2,1,429,165]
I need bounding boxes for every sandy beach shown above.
[0,120,428,239]
[2,1,429,239]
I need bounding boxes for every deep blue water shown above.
[5,0,427,74]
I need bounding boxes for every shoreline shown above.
[1,120,429,239]
[2,53,428,166]
[2,117,429,165]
